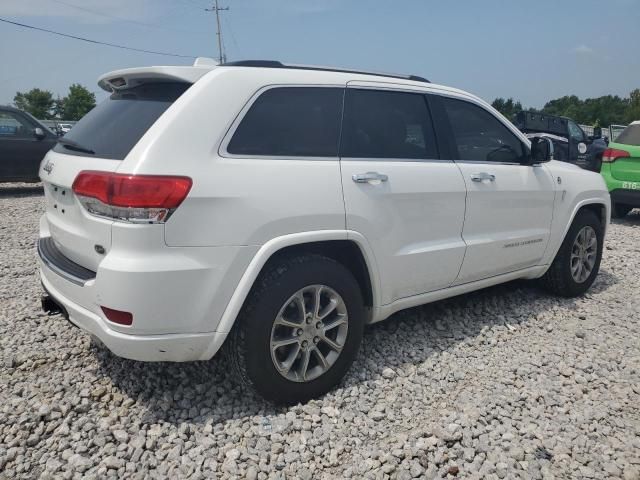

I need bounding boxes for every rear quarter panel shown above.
[607,141,640,183]
[118,68,347,248]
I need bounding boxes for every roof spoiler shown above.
[97,58,219,92]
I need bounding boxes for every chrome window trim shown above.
[345,81,432,95]
[454,160,528,166]
[340,157,453,164]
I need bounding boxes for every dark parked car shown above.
[0,106,57,182]
[515,111,607,172]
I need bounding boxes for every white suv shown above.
[38,59,610,403]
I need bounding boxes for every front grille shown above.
[37,237,96,286]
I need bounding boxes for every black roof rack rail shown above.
[220,60,430,83]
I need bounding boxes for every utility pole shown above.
[206,0,229,64]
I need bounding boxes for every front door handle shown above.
[470,172,496,182]
[352,172,389,184]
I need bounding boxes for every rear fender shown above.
[213,230,381,335]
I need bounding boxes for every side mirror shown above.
[529,136,553,164]
[33,127,46,140]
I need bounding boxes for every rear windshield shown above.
[616,124,640,146]
[53,82,190,160]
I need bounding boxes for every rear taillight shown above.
[72,171,192,223]
[602,148,630,163]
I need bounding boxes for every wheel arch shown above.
[579,202,608,228]
[213,230,380,336]
[541,197,609,271]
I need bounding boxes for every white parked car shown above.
[58,123,73,134]
[38,59,610,403]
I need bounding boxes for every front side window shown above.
[340,89,438,159]
[0,111,32,138]
[568,121,585,143]
[442,97,525,163]
[227,87,343,157]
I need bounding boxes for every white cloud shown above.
[573,44,595,55]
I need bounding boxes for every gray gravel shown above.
[1,182,640,479]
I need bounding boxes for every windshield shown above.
[53,82,190,160]
[616,124,640,146]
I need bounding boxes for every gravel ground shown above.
[1,182,639,480]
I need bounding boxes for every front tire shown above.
[540,209,604,297]
[226,254,365,404]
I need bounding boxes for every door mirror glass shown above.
[529,136,553,163]
[33,127,46,140]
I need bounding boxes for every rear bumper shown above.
[40,270,227,362]
[609,188,640,207]
[37,212,255,362]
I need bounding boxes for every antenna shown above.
[205,0,229,64]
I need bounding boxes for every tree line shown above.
[10,84,640,126]
[492,89,640,127]
[12,85,96,121]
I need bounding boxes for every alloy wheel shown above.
[570,226,597,283]
[270,285,348,382]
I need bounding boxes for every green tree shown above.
[626,88,640,123]
[58,84,96,121]
[541,95,582,119]
[541,94,630,126]
[13,88,55,119]
[491,97,523,120]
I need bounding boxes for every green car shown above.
[601,121,640,218]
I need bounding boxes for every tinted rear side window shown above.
[53,82,189,160]
[616,124,640,146]
[340,89,438,160]
[442,97,525,163]
[227,87,343,157]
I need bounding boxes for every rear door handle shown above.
[352,172,388,184]
[470,172,496,182]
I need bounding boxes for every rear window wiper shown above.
[57,137,95,155]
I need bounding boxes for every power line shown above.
[223,14,240,56]
[0,17,195,58]
[47,0,180,32]
[205,0,229,63]
[47,0,208,35]
[173,0,209,12]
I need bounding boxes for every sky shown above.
[1,0,639,110]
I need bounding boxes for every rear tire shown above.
[612,202,633,219]
[226,254,365,404]
[540,209,603,297]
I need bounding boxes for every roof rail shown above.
[220,60,430,83]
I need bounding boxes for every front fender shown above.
[540,162,610,267]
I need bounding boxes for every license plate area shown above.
[45,182,76,217]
